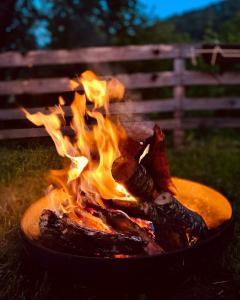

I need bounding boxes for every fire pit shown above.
[20,71,233,288]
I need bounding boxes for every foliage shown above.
[220,12,240,43]
[130,20,189,44]
[170,0,240,44]
[3,0,240,51]
[0,0,38,51]
[0,0,189,51]
[0,0,150,51]
[47,0,148,48]
[170,0,240,42]
[203,23,219,44]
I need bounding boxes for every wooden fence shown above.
[1,44,240,146]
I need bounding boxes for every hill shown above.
[169,0,240,41]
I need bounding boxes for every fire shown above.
[23,71,135,217]
[23,70,232,243]
[21,70,233,258]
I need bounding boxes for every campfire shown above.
[21,71,232,259]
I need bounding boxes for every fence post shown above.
[173,57,185,148]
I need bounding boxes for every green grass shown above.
[0,131,240,300]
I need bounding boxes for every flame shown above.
[81,70,108,110]
[24,71,134,219]
[21,71,232,242]
[67,155,88,183]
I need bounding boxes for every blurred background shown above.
[1,1,240,300]
[1,0,239,51]
[2,0,240,137]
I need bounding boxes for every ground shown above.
[0,130,240,300]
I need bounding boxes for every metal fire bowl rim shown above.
[20,215,234,263]
[20,177,234,262]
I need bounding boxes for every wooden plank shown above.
[0,128,49,139]
[173,58,185,147]
[183,71,240,86]
[1,97,240,121]
[124,117,239,133]
[183,117,240,129]
[0,72,177,95]
[0,44,195,68]
[0,99,177,120]
[109,99,176,114]
[1,117,240,140]
[118,97,240,113]
[0,119,178,140]
[183,97,240,111]
[0,106,71,121]
[117,72,177,89]
[1,71,240,96]
[0,78,70,95]
[0,127,72,140]
[135,117,240,130]
[1,96,240,120]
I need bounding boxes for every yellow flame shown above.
[67,155,88,183]
[23,70,134,208]
[81,70,108,110]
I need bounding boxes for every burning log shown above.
[143,192,207,250]
[118,135,143,158]
[112,125,174,200]
[140,125,174,194]
[112,156,157,200]
[39,209,162,257]
[111,124,208,251]
[108,192,208,251]
[86,204,164,255]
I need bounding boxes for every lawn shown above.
[0,130,240,300]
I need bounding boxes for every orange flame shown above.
[24,71,134,213]
[22,71,232,238]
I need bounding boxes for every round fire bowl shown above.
[20,178,234,290]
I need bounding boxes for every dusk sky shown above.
[142,0,222,19]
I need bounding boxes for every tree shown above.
[0,0,151,51]
[48,0,148,48]
[203,23,219,44]
[0,0,53,52]
[131,20,189,45]
[170,0,240,42]
[220,12,240,43]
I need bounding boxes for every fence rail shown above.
[0,43,240,146]
[2,72,240,96]
[2,97,240,121]
[0,44,195,67]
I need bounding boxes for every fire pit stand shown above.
[20,178,234,291]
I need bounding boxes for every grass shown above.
[0,130,240,300]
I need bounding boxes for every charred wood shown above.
[39,209,150,257]
[140,125,173,194]
[146,193,208,250]
[112,157,157,200]
[119,136,143,158]
[108,193,208,251]
[86,204,164,255]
